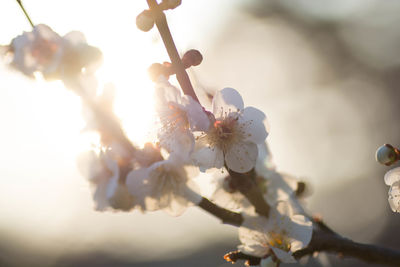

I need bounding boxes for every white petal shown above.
[34,24,60,41]
[270,247,296,263]
[186,96,210,131]
[289,214,313,251]
[161,194,189,216]
[265,172,298,205]
[63,31,87,45]
[240,107,268,144]
[388,181,400,212]
[237,244,269,258]
[239,216,270,249]
[183,179,202,205]
[212,87,244,117]
[92,179,109,211]
[255,142,276,174]
[225,141,258,173]
[159,129,194,159]
[384,167,400,186]
[192,141,224,171]
[155,79,182,107]
[126,168,150,208]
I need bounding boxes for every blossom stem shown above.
[197,197,243,227]
[15,0,34,28]
[146,0,200,103]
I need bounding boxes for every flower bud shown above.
[376,144,399,166]
[182,49,203,67]
[136,10,154,32]
[148,63,168,81]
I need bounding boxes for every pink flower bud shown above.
[136,10,154,32]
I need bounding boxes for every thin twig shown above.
[15,0,34,28]
[146,0,200,103]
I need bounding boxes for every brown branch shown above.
[293,228,400,266]
[197,197,243,227]
[146,0,200,103]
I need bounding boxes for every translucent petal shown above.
[63,31,87,45]
[388,181,400,212]
[186,96,210,131]
[240,107,268,144]
[265,172,298,205]
[237,244,269,258]
[183,179,202,205]
[271,247,296,263]
[155,79,182,107]
[225,141,258,173]
[126,168,150,209]
[384,167,400,186]
[92,179,109,211]
[159,128,194,160]
[212,87,244,117]
[288,214,313,251]
[192,141,224,171]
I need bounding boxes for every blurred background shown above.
[1,0,400,266]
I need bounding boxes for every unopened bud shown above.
[376,144,399,166]
[182,49,203,67]
[136,10,154,32]
[148,63,168,81]
[162,0,182,10]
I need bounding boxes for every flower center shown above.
[209,114,240,151]
[268,231,291,252]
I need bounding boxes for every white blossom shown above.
[77,149,135,211]
[384,167,400,212]
[192,87,268,173]
[210,169,299,214]
[6,24,102,93]
[155,78,209,158]
[126,154,201,216]
[238,202,312,263]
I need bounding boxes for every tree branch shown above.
[293,228,400,266]
[197,197,243,227]
[146,0,200,103]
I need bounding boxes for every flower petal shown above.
[384,167,400,186]
[126,168,150,209]
[388,181,400,212]
[225,141,258,173]
[186,96,210,131]
[289,214,313,251]
[238,244,269,258]
[192,137,224,171]
[212,88,244,117]
[240,106,268,144]
[270,247,296,263]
